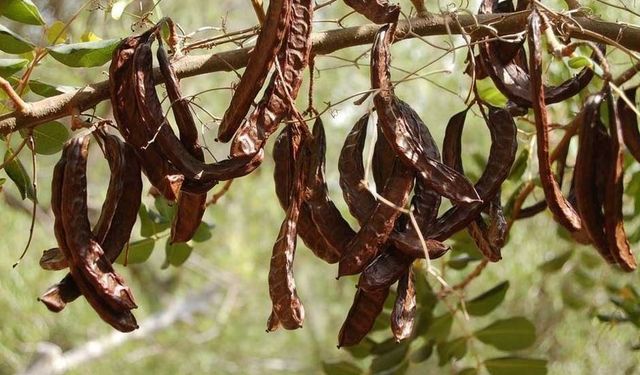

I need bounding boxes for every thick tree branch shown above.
[0,11,639,136]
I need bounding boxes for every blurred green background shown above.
[1,0,640,374]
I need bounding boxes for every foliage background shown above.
[0,0,639,374]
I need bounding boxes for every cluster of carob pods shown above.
[35,0,639,346]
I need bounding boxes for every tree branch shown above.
[0,11,638,136]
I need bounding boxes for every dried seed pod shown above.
[273,127,341,263]
[231,0,315,157]
[528,10,585,238]
[343,0,401,24]
[109,30,184,202]
[358,248,412,291]
[338,287,389,347]
[619,88,640,162]
[60,136,137,312]
[391,268,416,342]
[217,0,292,142]
[39,248,67,271]
[156,42,208,243]
[604,93,637,270]
[268,123,309,330]
[371,24,481,205]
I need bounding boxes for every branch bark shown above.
[0,11,639,136]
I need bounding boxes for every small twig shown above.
[250,0,266,26]
[0,77,29,113]
[206,179,234,207]
[13,135,37,268]
[453,259,489,291]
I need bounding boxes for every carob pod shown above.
[574,93,614,262]
[604,93,637,270]
[343,0,401,24]
[338,287,389,347]
[40,135,143,311]
[218,0,292,142]
[527,10,588,241]
[131,30,265,186]
[371,24,481,205]
[231,0,315,157]
[60,135,136,312]
[619,88,640,162]
[273,127,341,263]
[40,137,138,332]
[391,268,416,342]
[156,41,208,243]
[267,122,309,330]
[109,29,184,202]
[478,0,598,108]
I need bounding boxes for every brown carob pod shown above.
[391,268,416,342]
[619,88,640,162]
[40,135,142,312]
[268,123,309,330]
[109,30,184,202]
[338,287,389,347]
[527,10,586,239]
[343,0,400,24]
[60,136,137,312]
[131,32,265,185]
[156,42,208,243]
[478,0,598,108]
[231,0,314,157]
[40,139,138,332]
[218,0,292,142]
[604,93,637,270]
[574,94,614,262]
[273,128,341,263]
[371,24,481,205]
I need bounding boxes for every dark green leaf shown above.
[29,80,77,97]
[371,338,400,355]
[154,196,176,220]
[371,310,391,332]
[437,337,467,366]
[424,313,453,342]
[344,338,375,359]
[465,281,509,316]
[47,39,120,67]
[115,238,155,265]
[475,317,536,351]
[165,241,193,267]
[322,361,362,375]
[138,205,170,237]
[370,341,409,373]
[484,357,547,375]
[508,148,529,181]
[539,250,573,273]
[3,149,35,201]
[409,340,434,363]
[561,280,587,310]
[579,251,602,269]
[0,58,28,77]
[31,121,69,155]
[448,254,482,270]
[0,24,34,54]
[0,0,45,25]
[458,368,478,375]
[191,221,214,242]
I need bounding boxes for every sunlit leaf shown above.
[475,317,536,351]
[165,241,193,266]
[81,31,102,42]
[115,238,155,265]
[484,357,547,375]
[46,20,68,45]
[31,121,69,155]
[0,24,34,54]
[111,0,133,20]
[47,39,120,67]
[0,58,28,78]
[0,0,45,25]
[3,149,35,201]
[465,281,509,316]
[567,56,593,69]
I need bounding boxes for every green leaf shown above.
[371,310,392,332]
[437,337,467,366]
[448,254,482,270]
[458,368,478,375]
[3,149,35,201]
[567,56,593,69]
[538,250,573,273]
[47,39,120,68]
[191,221,214,242]
[477,78,508,107]
[0,0,45,25]
[46,20,68,45]
[344,338,375,359]
[424,313,453,342]
[138,205,170,237]
[465,281,509,316]
[561,280,587,310]
[322,361,362,375]
[165,240,193,267]
[115,238,155,265]
[409,340,434,363]
[29,80,77,97]
[475,317,536,351]
[370,341,409,374]
[508,148,529,181]
[0,24,35,54]
[110,0,134,20]
[484,357,547,375]
[0,58,28,78]
[31,121,69,155]
[154,196,176,220]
